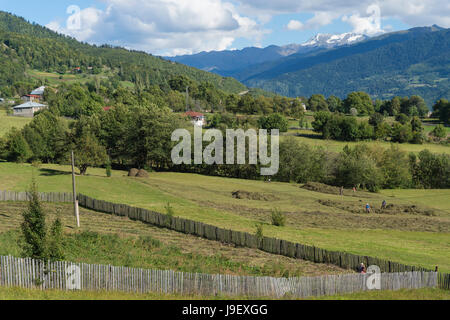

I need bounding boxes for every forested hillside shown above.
[238,26,450,106]
[0,11,247,96]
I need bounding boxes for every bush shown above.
[165,202,175,226]
[255,223,264,242]
[271,208,286,227]
[106,161,112,177]
[431,125,447,140]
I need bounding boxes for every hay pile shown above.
[128,168,149,178]
[232,190,279,201]
[128,168,139,177]
[136,169,149,178]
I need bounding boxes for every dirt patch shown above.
[318,199,436,216]
[232,190,279,201]
[301,182,376,198]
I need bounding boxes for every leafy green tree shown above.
[73,133,108,175]
[22,111,67,163]
[6,128,32,163]
[375,122,391,140]
[369,113,384,128]
[433,99,450,124]
[334,145,384,192]
[410,116,423,133]
[410,150,450,188]
[308,94,329,112]
[258,113,288,132]
[381,146,412,188]
[358,121,375,140]
[430,124,447,140]
[344,92,374,115]
[391,123,413,143]
[312,111,332,133]
[126,104,182,169]
[327,95,343,112]
[395,113,410,125]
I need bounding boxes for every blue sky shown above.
[0,0,445,55]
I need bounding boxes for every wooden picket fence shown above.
[0,190,73,203]
[2,190,449,291]
[0,256,440,298]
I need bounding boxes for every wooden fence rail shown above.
[2,190,449,291]
[0,190,73,203]
[0,256,440,298]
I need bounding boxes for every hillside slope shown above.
[240,26,449,105]
[0,11,247,94]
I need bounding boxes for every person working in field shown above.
[381,200,387,210]
[359,263,366,274]
[365,203,371,214]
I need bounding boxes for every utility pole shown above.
[71,150,80,228]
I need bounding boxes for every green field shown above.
[284,129,450,154]
[0,286,448,300]
[0,202,347,278]
[0,106,32,137]
[0,162,449,272]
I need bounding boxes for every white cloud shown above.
[286,20,303,31]
[46,0,268,56]
[342,4,384,35]
[46,0,450,55]
[239,0,450,30]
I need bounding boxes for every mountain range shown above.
[166,32,369,75]
[168,26,450,106]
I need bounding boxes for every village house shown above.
[13,101,47,117]
[185,111,206,127]
[21,86,46,103]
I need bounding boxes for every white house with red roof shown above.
[185,111,206,127]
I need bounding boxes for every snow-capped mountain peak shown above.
[301,32,369,48]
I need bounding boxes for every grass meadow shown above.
[0,286,448,300]
[0,162,448,272]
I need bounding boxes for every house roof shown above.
[103,106,113,111]
[13,102,47,109]
[185,111,204,118]
[24,94,41,98]
[30,86,46,95]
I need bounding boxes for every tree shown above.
[391,123,413,143]
[312,111,332,133]
[334,145,384,192]
[258,113,288,132]
[308,94,328,112]
[381,146,412,188]
[126,104,182,169]
[433,99,450,124]
[430,124,447,140]
[369,113,384,128]
[73,133,108,175]
[48,214,65,261]
[410,150,450,189]
[6,128,32,163]
[395,113,410,125]
[408,95,429,118]
[327,95,343,112]
[21,180,47,260]
[344,92,374,115]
